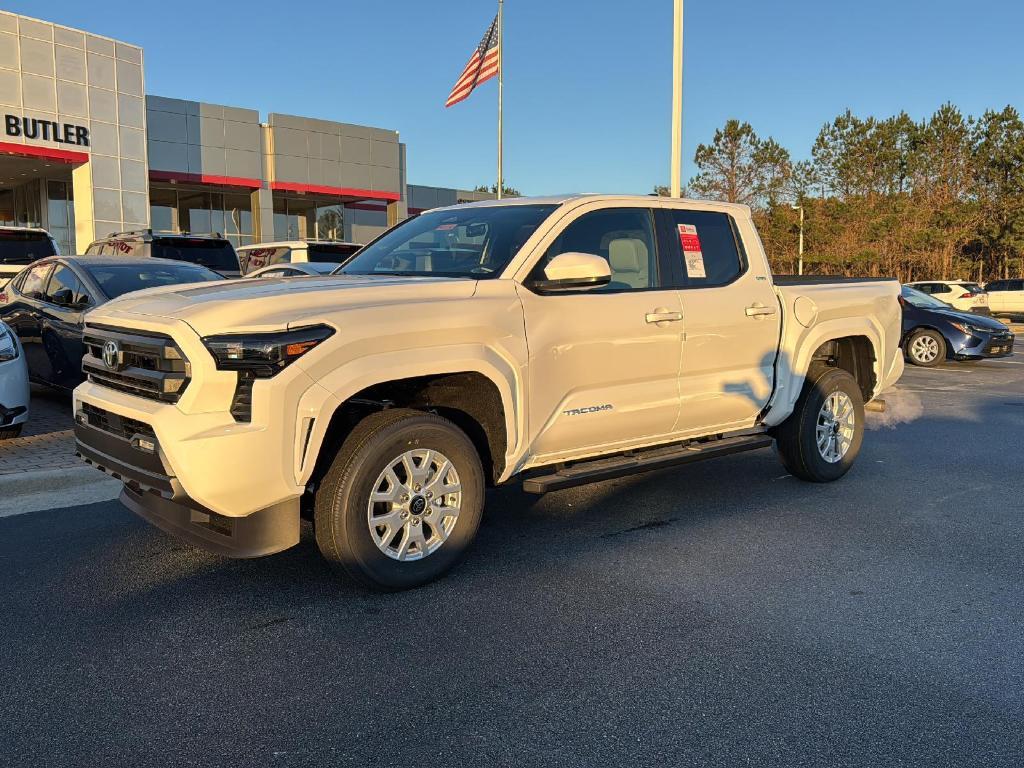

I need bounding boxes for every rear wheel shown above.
[774,366,864,483]
[314,408,485,590]
[906,329,945,367]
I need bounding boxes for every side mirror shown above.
[532,252,611,293]
[51,288,75,307]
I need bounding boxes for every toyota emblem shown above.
[101,340,121,370]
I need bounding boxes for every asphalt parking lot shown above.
[2,353,1023,767]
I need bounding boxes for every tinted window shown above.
[957,283,983,293]
[534,208,658,290]
[152,238,238,271]
[662,210,745,287]
[85,263,223,298]
[19,262,53,297]
[341,204,556,278]
[44,265,90,307]
[307,243,361,263]
[0,230,58,264]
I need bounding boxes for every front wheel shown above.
[905,329,945,367]
[774,367,865,483]
[314,408,485,590]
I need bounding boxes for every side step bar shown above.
[521,434,774,494]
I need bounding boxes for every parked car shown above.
[236,240,362,275]
[985,279,1024,318]
[0,320,29,439]
[0,256,223,390]
[245,262,342,279]
[900,285,1014,366]
[74,194,905,590]
[0,227,59,289]
[85,230,241,277]
[905,280,989,313]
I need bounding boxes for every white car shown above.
[0,227,59,289]
[906,281,988,313]
[985,279,1024,318]
[236,240,362,276]
[0,320,29,439]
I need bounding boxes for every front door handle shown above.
[745,303,777,318]
[645,308,683,325]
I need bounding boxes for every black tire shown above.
[905,328,946,367]
[774,366,865,483]
[314,408,485,591]
[0,424,22,440]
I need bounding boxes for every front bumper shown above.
[952,331,1015,360]
[74,407,300,558]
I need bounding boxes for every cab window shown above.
[533,208,659,291]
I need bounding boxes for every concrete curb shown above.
[0,466,121,518]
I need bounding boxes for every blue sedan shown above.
[900,285,1015,367]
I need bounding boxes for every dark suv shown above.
[85,230,241,277]
[0,227,59,288]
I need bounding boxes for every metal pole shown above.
[670,0,683,197]
[797,205,805,275]
[497,0,504,199]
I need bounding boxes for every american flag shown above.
[445,14,501,108]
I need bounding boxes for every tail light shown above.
[959,292,973,299]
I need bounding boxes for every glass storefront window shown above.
[149,187,177,232]
[178,190,213,234]
[0,189,15,227]
[316,204,344,240]
[46,181,75,255]
[274,196,347,241]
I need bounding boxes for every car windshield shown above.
[339,204,557,279]
[0,230,58,264]
[902,285,951,309]
[85,263,224,299]
[152,238,239,271]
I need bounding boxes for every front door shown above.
[657,208,782,434]
[39,263,92,389]
[518,206,683,460]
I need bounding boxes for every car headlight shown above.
[0,327,18,362]
[949,321,995,336]
[202,325,334,378]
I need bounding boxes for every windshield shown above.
[85,263,224,299]
[902,285,951,309]
[340,204,557,278]
[152,238,239,272]
[0,230,58,264]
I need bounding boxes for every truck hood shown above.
[93,275,479,336]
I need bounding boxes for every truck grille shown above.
[79,402,156,442]
[82,324,191,403]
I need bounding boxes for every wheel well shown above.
[309,372,507,493]
[810,336,877,401]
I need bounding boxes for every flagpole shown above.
[497,0,504,199]
[670,0,683,197]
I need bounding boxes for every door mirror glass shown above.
[50,288,75,306]
[533,252,612,292]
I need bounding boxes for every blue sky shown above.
[8,0,1024,195]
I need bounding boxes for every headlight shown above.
[0,328,18,362]
[202,325,334,378]
[949,321,993,336]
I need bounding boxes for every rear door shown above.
[5,262,54,382]
[657,208,781,433]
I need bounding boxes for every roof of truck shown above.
[440,193,752,215]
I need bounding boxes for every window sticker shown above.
[678,224,706,279]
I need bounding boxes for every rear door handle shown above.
[646,308,683,324]
[745,303,777,318]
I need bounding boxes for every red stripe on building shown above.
[0,140,89,164]
[149,170,262,189]
[270,181,400,202]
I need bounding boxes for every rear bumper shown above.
[74,418,300,558]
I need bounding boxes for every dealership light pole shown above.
[670,0,684,197]
[497,0,504,199]
[792,203,805,275]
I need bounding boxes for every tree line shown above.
[670,104,1024,281]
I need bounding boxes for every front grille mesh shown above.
[80,402,156,441]
[82,324,190,403]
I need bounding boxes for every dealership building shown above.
[0,11,492,254]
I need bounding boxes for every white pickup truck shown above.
[73,195,904,589]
